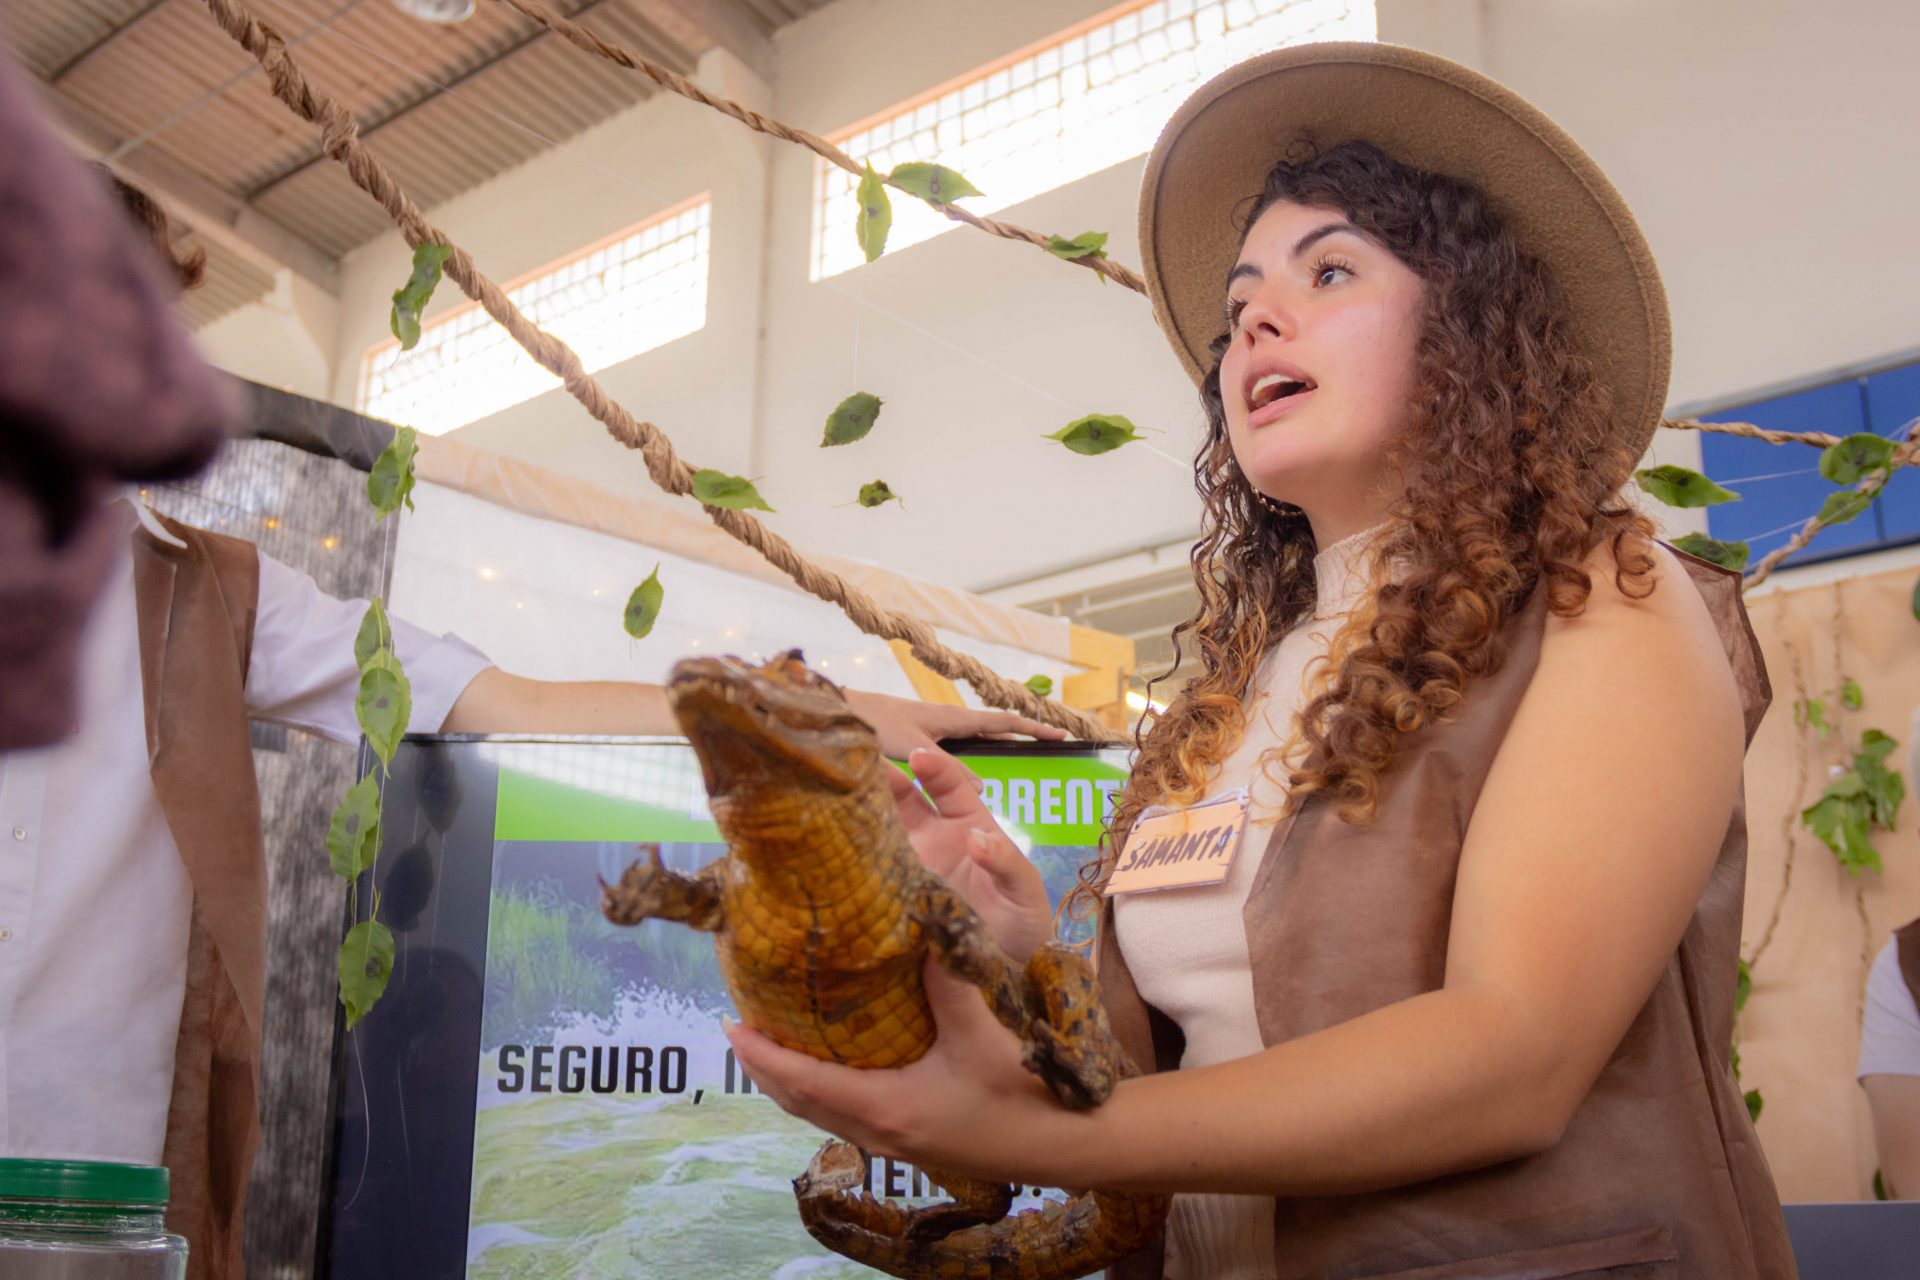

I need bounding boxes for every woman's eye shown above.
[1223,297,1248,329]
[1314,261,1354,288]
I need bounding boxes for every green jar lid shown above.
[0,1159,169,1205]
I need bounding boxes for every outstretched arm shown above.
[439,667,1068,759]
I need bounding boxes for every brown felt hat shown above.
[1138,42,1670,462]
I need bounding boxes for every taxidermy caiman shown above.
[599,649,1168,1279]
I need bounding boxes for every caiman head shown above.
[668,650,882,801]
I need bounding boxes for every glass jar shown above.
[0,1159,186,1279]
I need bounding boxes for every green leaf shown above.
[356,661,412,766]
[691,469,775,512]
[367,426,419,519]
[1744,1088,1764,1124]
[1729,1041,1742,1079]
[1045,230,1110,261]
[1633,465,1741,508]
[1668,532,1750,572]
[326,774,382,880]
[1876,1169,1890,1201]
[1860,728,1898,763]
[1840,677,1863,710]
[1819,432,1896,485]
[887,162,982,203]
[1047,413,1143,456]
[338,919,396,1029]
[1796,696,1830,740]
[1911,574,1919,624]
[855,163,892,263]
[624,565,664,639]
[389,242,453,351]
[1734,958,1751,1016]
[822,392,883,447]
[856,480,900,508]
[353,600,393,672]
[1817,488,1872,527]
[1824,769,1867,799]
[1856,750,1905,830]
[1025,674,1054,698]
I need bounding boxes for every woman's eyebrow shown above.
[1291,221,1360,259]
[1224,221,1363,290]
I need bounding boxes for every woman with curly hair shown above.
[730,43,1796,1278]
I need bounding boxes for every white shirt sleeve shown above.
[1859,938,1920,1080]
[244,551,494,744]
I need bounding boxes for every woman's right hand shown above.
[889,748,1054,965]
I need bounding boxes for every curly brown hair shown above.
[90,163,207,293]
[1064,140,1658,931]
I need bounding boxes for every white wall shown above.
[195,0,1920,589]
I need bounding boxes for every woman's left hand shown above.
[723,956,1072,1184]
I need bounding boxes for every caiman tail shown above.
[796,1140,1165,1280]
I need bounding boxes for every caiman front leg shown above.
[599,843,724,931]
[914,882,1129,1110]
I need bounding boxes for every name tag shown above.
[1106,790,1249,895]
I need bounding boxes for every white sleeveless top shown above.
[1112,521,1387,1280]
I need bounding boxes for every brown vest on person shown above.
[1896,918,1920,1019]
[131,518,265,1280]
[1097,550,1800,1279]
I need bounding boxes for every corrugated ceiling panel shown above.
[2,0,161,79]
[180,234,277,328]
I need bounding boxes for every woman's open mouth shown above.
[1246,371,1317,426]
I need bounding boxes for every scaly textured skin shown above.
[599,650,1168,1279]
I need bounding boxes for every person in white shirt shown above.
[0,171,1066,1277]
[1859,920,1920,1199]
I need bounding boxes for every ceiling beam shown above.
[640,0,774,82]
[244,0,685,202]
[45,0,175,83]
[40,89,343,295]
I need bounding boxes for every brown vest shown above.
[1097,550,1799,1279]
[131,518,265,1280]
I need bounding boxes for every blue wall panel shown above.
[1865,363,1920,542]
[1701,381,1874,567]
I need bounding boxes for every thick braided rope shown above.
[1664,415,1920,466]
[198,0,1114,741]
[499,0,1148,294]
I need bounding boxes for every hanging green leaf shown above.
[1046,231,1110,261]
[823,392,884,447]
[1911,574,1920,624]
[1801,792,1881,876]
[1047,413,1143,456]
[1817,489,1872,527]
[691,469,775,512]
[367,426,419,519]
[1819,433,1896,485]
[1025,674,1053,698]
[389,242,454,351]
[1729,1041,1742,1079]
[1734,958,1751,1016]
[887,162,982,204]
[1633,465,1740,508]
[857,480,900,508]
[1840,677,1863,711]
[356,658,412,767]
[1795,697,1830,740]
[1744,1088,1764,1124]
[624,565,664,639]
[338,919,396,1028]
[1876,1169,1890,1201]
[1860,728,1898,762]
[326,774,383,880]
[353,600,393,672]
[1669,532,1750,572]
[855,163,892,263]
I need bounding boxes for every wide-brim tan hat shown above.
[1139,42,1670,462]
